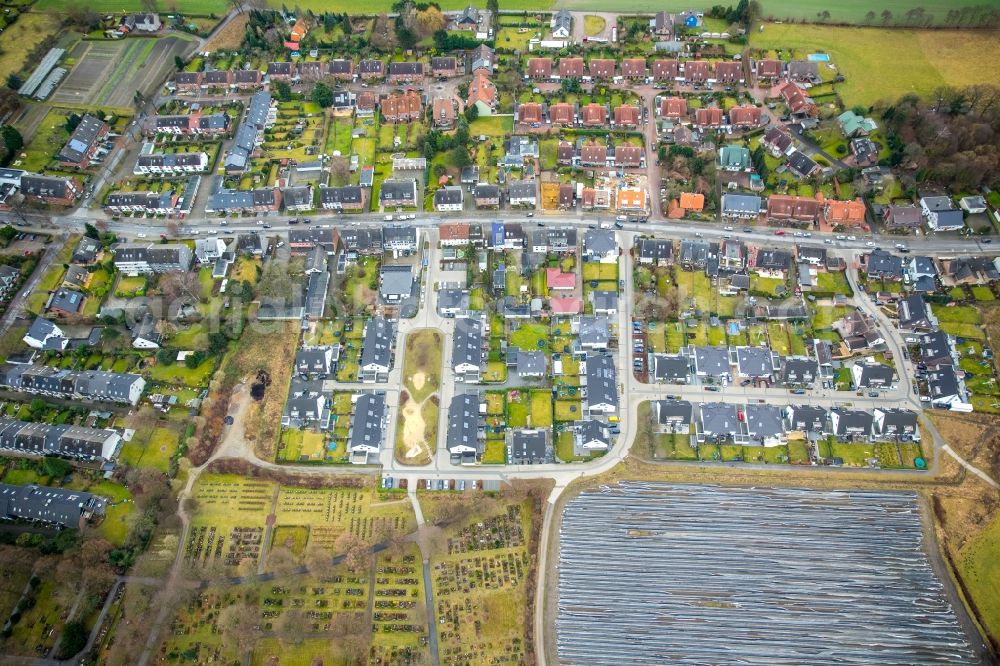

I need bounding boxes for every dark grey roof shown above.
[0,364,143,404]
[918,331,953,367]
[638,238,673,262]
[447,392,482,453]
[785,405,828,433]
[796,245,826,264]
[699,402,741,436]
[379,265,413,300]
[0,482,105,527]
[652,355,689,381]
[578,316,610,347]
[20,175,74,199]
[350,393,386,452]
[782,356,818,384]
[438,288,468,311]
[340,227,381,252]
[283,185,312,207]
[380,179,417,203]
[452,317,482,370]
[831,408,873,437]
[388,62,424,76]
[320,185,363,206]
[585,353,618,410]
[48,289,83,313]
[858,363,895,387]
[73,237,100,262]
[295,347,333,375]
[382,225,416,247]
[584,229,616,256]
[361,317,395,370]
[516,349,546,376]
[511,430,547,463]
[591,290,618,312]
[434,187,463,205]
[866,249,904,279]
[508,180,537,199]
[736,346,774,377]
[654,399,693,424]
[57,114,105,164]
[722,193,762,214]
[475,183,500,199]
[787,150,817,177]
[928,366,961,401]
[932,209,965,230]
[898,294,931,328]
[875,408,918,436]
[744,403,785,440]
[693,346,730,377]
[0,418,118,460]
[755,249,792,271]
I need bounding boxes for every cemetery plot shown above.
[369,545,431,665]
[423,498,534,666]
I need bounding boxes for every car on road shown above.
[774,229,785,236]
[704,386,720,392]
[137,233,147,238]
[791,389,806,395]
[865,241,876,247]
[614,221,624,229]
[984,239,993,244]
[793,231,804,237]
[526,212,534,217]
[743,227,752,233]
[262,224,271,229]
[257,220,264,225]
[836,235,847,240]
[220,220,228,226]
[868,391,880,398]
[303,218,312,224]
[724,226,733,231]
[847,235,857,241]
[824,238,833,244]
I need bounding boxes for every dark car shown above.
[704,386,720,392]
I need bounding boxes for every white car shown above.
[256,220,264,225]
[137,233,147,238]
[847,235,857,241]
[866,241,876,247]
[836,235,846,240]
[724,226,733,231]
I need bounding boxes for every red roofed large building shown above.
[588,58,616,79]
[580,143,608,166]
[824,197,868,230]
[767,194,824,224]
[652,60,680,81]
[695,107,723,127]
[776,81,818,117]
[756,59,783,80]
[614,145,643,168]
[528,58,553,78]
[684,60,710,83]
[715,61,744,84]
[439,223,471,246]
[559,57,585,78]
[518,102,544,124]
[580,103,606,126]
[614,105,641,127]
[467,70,498,116]
[381,90,422,123]
[617,187,647,211]
[549,297,582,314]
[549,102,575,125]
[660,97,687,118]
[728,105,762,128]
[546,268,576,290]
[622,58,647,79]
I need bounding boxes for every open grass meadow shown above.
[0,13,61,83]
[960,512,1000,647]
[751,23,1000,107]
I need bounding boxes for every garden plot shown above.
[395,329,443,467]
[50,37,194,110]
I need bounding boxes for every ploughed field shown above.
[557,482,979,665]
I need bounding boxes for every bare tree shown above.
[265,546,300,578]
[219,598,261,656]
[334,531,373,573]
[329,156,350,186]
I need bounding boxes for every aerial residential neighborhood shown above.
[0,0,997,664]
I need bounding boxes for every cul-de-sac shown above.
[0,1,998,664]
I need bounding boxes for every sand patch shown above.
[401,400,427,459]
[411,371,426,393]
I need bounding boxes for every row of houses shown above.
[911,330,970,410]
[104,176,201,217]
[0,168,82,207]
[653,400,919,447]
[0,483,106,529]
[720,192,868,229]
[516,101,641,128]
[864,249,1000,289]
[658,98,763,130]
[0,417,120,462]
[0,364,146,405]
[648,345,838,387]
[524,56,745,84]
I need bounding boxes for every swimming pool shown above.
[808,53,831,62]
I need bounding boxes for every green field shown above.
[960,513,1000,647]
[553,0,1000,23]
[751,23,1000,106]
[35,0,228,11]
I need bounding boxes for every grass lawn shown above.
[147,357,215,387]
[959,513,1000,646]
[939,321,986,340]
[483,360,507,382]
[510,323,549,352]
[932,304,982,325]
[814,270,853,296]
[787,439,811,464]
[469,116,514,137]
[750,274,786,297]
[0,14,61,84]
[115,275,147,297]
[767,322,791,355]
[15,107,70,172]
[402,329,443,403]
[529,389,552,428]
[652,434,698,461]
[972,286,996,302]
[582,262,617,282]
[584,15,607,36]
[829,441,875,466]
[271,525,309,555]
[118,425,180,473]
[751,23,1000,106]
[482,438,506,464]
